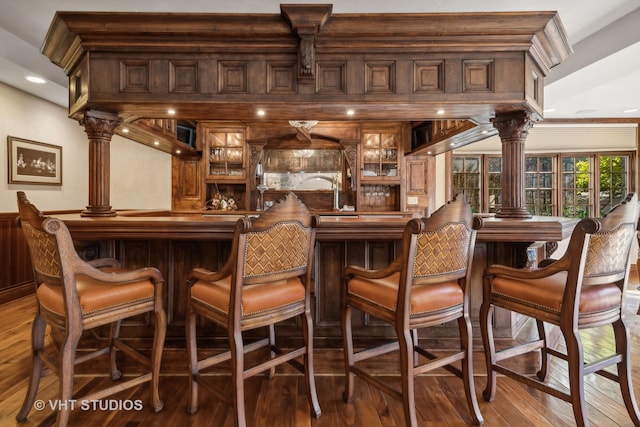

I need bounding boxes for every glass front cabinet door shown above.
[361,130,400,181]
[203,126,246,180]
[360,128,402,211]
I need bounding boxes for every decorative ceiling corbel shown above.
[280,4,333,83]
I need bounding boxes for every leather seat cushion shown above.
[191,275,305,317]
[37,271,155,316]
[491,271,622,314]
[348,271,463,315]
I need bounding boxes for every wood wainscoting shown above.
[0,212,32,305]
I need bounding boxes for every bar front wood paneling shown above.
[51,211,577,345]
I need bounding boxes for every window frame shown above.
[451,150,635,217]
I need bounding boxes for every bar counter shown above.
[55,210,578,243]
[55,210,578,344]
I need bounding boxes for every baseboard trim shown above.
[0,282,34,306]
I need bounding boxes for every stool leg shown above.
[230,328,246,427]
[458,316,483,425]
[57,326,82,427]
[480,300,497,402]
[109,320,122,380]
[150,304,166,412]
[341,304,355,403]
[16,313,46,422]
[564,328,588,427]
[186,306,199,415]
[302,309,321,418]
[612,319,640,425]
[535,320,549,381]
[398,328,417,427]
[266,324,276,379]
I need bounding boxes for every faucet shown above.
[333,174,340,211]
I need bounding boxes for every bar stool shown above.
[185,192,321,427]
[15,191,167,427]
[341,195,484,426]
[481,193,640,427]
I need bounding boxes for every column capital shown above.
[491,111,534,142]
[80,110,121,139]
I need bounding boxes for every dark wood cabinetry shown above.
[40,7,571,220]
[201,123,249,210]
[203,126,246,179]
[172,120,430,214]
[358,127,402,211]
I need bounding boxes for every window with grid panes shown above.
[525,156,554,216]
[453,151,633,218]
[452,156,481,212]
[598,155,630,216]
[561,155,592,218]
[487,156,501,213]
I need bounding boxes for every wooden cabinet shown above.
[361,130,400,180]
[359,128,402,211]
[203,127,246,179]
[170,121,434,213]
[199,123,249,210]
[171,156,205,210]
[143,118,177,138]
[117,118,198,157]
[404,156,434,215]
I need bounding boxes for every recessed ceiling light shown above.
[122,128,129,133]
[481,130,488,134]
[167,108,176,115]
[25,76,45,84]
[256,109,266,116]
[153,141,160,146]
[175,149,181,154]
[346,109,355,116]
[437,109,445,115]
[623,108,638,113]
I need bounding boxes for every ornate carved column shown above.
[247,141,267,190]
[340,140,358,191]
[492,111,534,218]
[79,110,121,217]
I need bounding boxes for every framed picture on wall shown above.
[7,136,63,186]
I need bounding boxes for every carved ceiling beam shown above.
[280,4,333,83]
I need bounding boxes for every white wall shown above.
[456,123,638,154]
[0,83,171,212]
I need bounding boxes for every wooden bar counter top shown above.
[55,210,577,243]
[53,210,577,344]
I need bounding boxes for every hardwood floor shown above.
[2,273,640,427]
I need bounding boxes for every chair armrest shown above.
[484,256,568,280]
[344,258,401,280]
[75,262,164,284]
[87,257,121,269]
[537,258,558,268]
[188,267,229,284]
